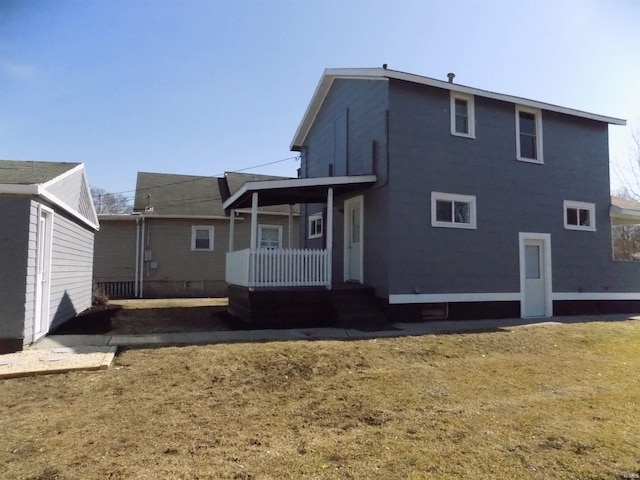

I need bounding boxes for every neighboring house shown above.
[0,160,99,353]
[93,171,299,298]
[223,67,640,324]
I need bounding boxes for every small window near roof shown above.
[564,201,595,231]
[309,212,323,239]
[431,192,477,229]
[450,92,475,138]
[516,105,543,163]
[191,226,214,251]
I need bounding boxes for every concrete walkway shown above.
[2,313,637,379]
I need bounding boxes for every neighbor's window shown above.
[258,224,282,249]
[450,92,475,138]
[564,201,596,231]
[308,212,323,239]
[516,105,543,163]
[191,226,214,251]
[431,192,477,229]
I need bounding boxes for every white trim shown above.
[564,200,596,231]
[0,183,99,230]
[258,224,283,249]
[450,92,475,138]
[308,212,323,239]
[519,232,553,318]
[431,191,477,229]
[234,209,300,218]
[40,163,84,189]
[343,195,364,283]
[99,214,231,221]
[516,105,544,164]
[290,67,625,150]
[389,292,521,304]
[191,225,214,251]
[33,204,54,342]
[223,174,377,210]
[553,292,640,301]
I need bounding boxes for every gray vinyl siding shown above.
[48,205,95,330]
[386,79,640,296]
[300,78,390,294]
[0,195,30,341]
[93,220,138,282]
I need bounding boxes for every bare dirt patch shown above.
[3,320,640,478]
[51,298,232,335]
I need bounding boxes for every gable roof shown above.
[0,159,99,230]
[291,67,627,150]
[134,172,226,217]
[0,160,80,184]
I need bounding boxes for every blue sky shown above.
[1,0,639,202]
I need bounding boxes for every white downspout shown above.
[134,216,140,297]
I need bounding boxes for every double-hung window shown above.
[564,201,595,231]
[191,226,214,251]
[308,212,323,239]
[431,192,477,229]
[258,224,282,249]
[450,92,475,138]
[516,105,543,163]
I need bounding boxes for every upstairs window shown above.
[431,192,477,229]
[564,201,596,231]
[191,226,214,251]
[258,224,282,249]
[308,212,323,239]
[516,106,543,163]
[450,92,475,138]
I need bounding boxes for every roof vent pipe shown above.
[447,72,455,83]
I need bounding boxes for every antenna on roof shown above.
[447,72,455,83]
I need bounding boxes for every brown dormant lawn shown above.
[2,320,639,479]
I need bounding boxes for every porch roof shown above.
[611,196,640,225]
[222,174,377,209]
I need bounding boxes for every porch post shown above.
[326,187,333,289]
[229,208,235,252]
[250,192,258,250]
[288,204,293,248]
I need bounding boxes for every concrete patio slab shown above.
[0,346,116,379]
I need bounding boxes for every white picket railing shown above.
[226,248,330,288]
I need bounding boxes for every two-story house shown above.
[224,67,640,324]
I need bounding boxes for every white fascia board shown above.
[0,184,39,194]
[553,292,640,301]
[222,174,377,210]
[290,67,626,150]
[389,292,521,304]
[100,214,230,220]
[39,189,99,230]
[41,162,84,189]
[233,209,300,217]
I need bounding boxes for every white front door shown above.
[344,196,363,283]
[519,233,552,318]
[34,206,53,341]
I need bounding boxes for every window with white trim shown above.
[258,224,282,249]
[308,212,323,239]
[450,92,475,138]
[191,226,214,251]
[431,192,477,229]
[516,105,543,163]
[564,201,596,231]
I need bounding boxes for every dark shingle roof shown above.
[134,172,225,216]
[224,172,300,214]
[0,160,79,185]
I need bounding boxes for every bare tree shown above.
[612,128,640,261]
[91,187,132,214]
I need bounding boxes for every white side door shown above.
[519,233,552,318]
[343,196,363,283]
[34,206,53,341]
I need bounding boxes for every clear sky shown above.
[1,0,639,203]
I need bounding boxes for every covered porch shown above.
[223,174,376,289]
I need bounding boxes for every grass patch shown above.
[2,320,640,479]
